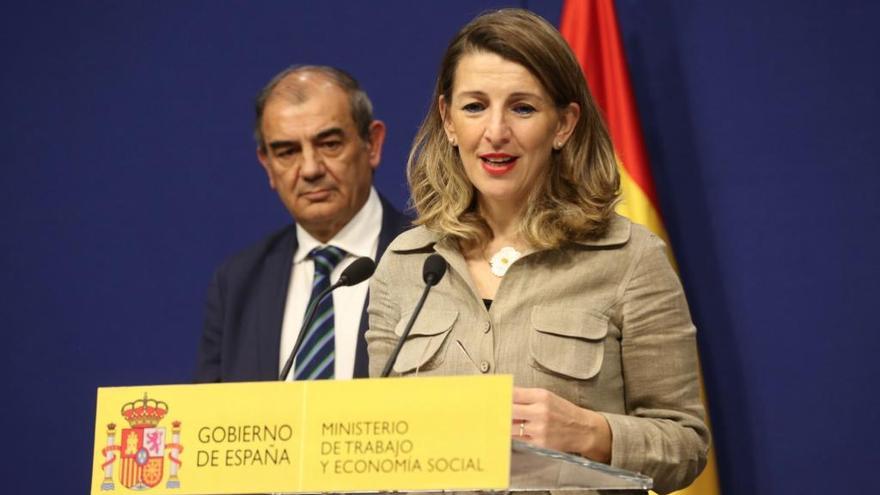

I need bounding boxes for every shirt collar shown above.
[294,187,383,263]
[390,213,632,253]
[572,213,632,247]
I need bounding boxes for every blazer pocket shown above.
[530,306,608,380]
[392,309,459,374]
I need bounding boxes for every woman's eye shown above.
[512,104,536,115]
[461,102,485,113]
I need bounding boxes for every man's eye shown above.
[276,148,296,158]
[322,141,343,150]
[512,104,536,116]
[461,102,485,113]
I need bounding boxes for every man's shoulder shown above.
[377,193,412,233]
[213,196,408,279]
[214,224,297,278]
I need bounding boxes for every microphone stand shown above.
[380,283,434,378]
[278,282,341,381]
[278,256,375,381]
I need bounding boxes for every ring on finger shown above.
[519,421,526,437]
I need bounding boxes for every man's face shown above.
[257,78,384,242]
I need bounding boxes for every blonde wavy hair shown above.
[407,9,620,250]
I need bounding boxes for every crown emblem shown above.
[120,393,168,428]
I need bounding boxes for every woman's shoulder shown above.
[625,217,666,247]
[605,216,677,277]
[386,225,441,253]
[588,214,668,250]
[573,213,633,247]
[570,214,671,266]
[374,226,442,282]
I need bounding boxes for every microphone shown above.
[278,256,377,381]
[380,254,447,377]
[337,256,376,287]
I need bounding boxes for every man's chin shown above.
[292,204,355,234]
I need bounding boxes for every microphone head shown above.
[423,254,447,286]
[338,257,376,286]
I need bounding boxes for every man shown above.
[196,66,409,382]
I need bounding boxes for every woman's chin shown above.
[476,189,527,209]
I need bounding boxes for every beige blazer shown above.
[366,215,709,494]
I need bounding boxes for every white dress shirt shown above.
[278,187,382,380]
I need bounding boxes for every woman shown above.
[366,9,708,493]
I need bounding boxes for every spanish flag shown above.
[560,1,721,494]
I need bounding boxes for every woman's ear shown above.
[439,95,457,146]
[554,102,581,147]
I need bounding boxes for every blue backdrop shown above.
[2,1,878,493]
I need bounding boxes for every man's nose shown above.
[299,147,325,179]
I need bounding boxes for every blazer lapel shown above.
[256,227,298,381]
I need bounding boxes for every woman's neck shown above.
[479,198,524,247]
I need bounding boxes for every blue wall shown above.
[2,1,878,493]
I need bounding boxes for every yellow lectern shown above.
[91,375,650,494]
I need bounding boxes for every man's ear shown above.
[366,120,387,170]
[438,95,456,144]
[256,146,277,190]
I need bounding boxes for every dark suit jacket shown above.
[196,195,409,382]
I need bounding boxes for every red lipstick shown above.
[479,153,518,176]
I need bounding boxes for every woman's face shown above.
[440,51,578,212]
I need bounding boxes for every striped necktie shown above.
[294,245,346,380]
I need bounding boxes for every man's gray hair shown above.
[253,65,374,151]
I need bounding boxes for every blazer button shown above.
[483,321,491,333]
[479,361,490,373]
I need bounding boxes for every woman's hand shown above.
[511,387,612,463]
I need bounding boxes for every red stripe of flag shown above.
[560,0,661,211]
